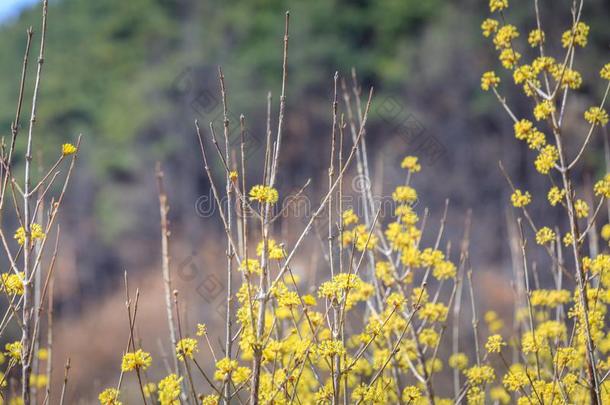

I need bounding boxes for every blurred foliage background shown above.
[0,0,608,399]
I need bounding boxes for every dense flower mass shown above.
[12,2,610,404]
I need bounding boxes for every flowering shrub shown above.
[1,0,609,404]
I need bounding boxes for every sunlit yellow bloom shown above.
[14,223,45,246]
[534,145,558,174]
[481,71,500,91]
[121,349,151,372]
[485,334,506,353]
[99,388,122,405]
[61,143,77,156]
[158,374,182,405]
[601,63,610,80]
[548,186,565,206]
[249,185,278,204]
[401,155,421,172]
[561,22,589,48]
[214,357,238,381]
[528,29,545,47]
[533,100,555,121]
[493,25,519,49]
[481,19,499,37]
[0,272,25,296]
[449,352,469,370]
[536,227,555,245]
[176,338,198,361]
[574,199,589,218]
[5,341,22,362]
[489,0,508,12]
[342,209,359,226]
[584,106,609,126]
[510,189,531,208]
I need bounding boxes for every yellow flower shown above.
[563,232,574,247]
[561,22,589,48]
[601,63,610,80]
[481,71,500,91]
[176,338,198,361]
[513,65,535,84]
[232,366,251,385]
[574,199,589,218]
[401,155,421,172]
[448,352,469,370]
[594,174,610,198]
[0,272,25,296]
[536,227,556,245]
[229,170,238,182]
[534,145,558,174]
[490,386,511,404]
[196,323,207,336]
[528,29,545,47]
[256,239,285,260]
[465,365,496,385]
[214,357,238,381]
[489,0,508,12]
[143,382,157,398]
[202,395,219,405]
[530,289,571,307]
[248,185,278,204]
[601,224,610,241]
[14,223,45,246]
[485,334,506,353]
[433,260,456,280]
[392,186,417,203]
[239,259,262,275]
[584,106,609,126]
[37,348,48,361]
[342,209,359,226]
[61,143,77,156]
[548,186,565,206]
[317,340,346,357]
[121,349,152,372]
[418,328,439,347]
[533,100,555,121]
[499,49,521,69]
[99,388,122,405]
[510,189,531,208]
[503,366,527,391]
[158,374,182,405]
[481,19,499,37]
[493,25,519,50]
[5,341,22,362]
[513,119,533,140]
[402,386,422,402]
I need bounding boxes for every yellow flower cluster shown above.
[481,71,500,91]
[120,349,152,372]
[0,272,25,296]
[249,184,279,204]
[400,155,421,172]
[61,143,77,156]
[14,223,45,246]
[256,239,285,260]
[510,189,531,207]
[158,374,182,405]
[561,22,589,48]
[535,226,555,245]
[584,106,609,126]
[98,388,121,405]
[176,338,198,360]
